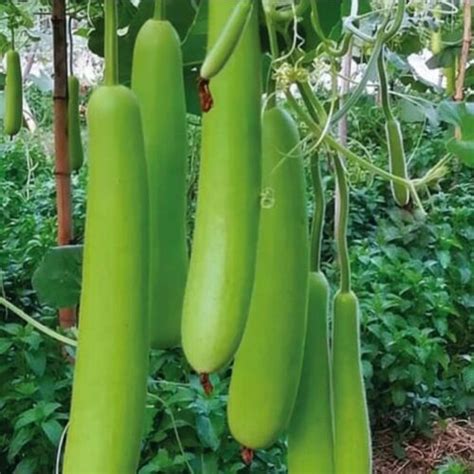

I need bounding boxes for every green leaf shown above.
[0,339,13,354]
[439,102,474,167]
[392,387,406,406]
[426,46,460,69]
[196,415,220,451]
[41,419,63,446]
[182,0,208,67]
[8,428,34,461]
[13,458,37,474]
[25,350,46,377]
[447,139,474,168]
[32,245,83,308]
[463,364,474,391]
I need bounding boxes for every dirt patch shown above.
[374,418,474,473]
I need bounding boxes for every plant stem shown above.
[383,0,405,41]
[330,31,384,125]
[154,0,165,21]
[265,11,280,108]
[104,0,118,86]
[310,156,325,272]
[297,81,327,122]
[333,155,351,293]
[286,92,410,188]
[0,297,77,347]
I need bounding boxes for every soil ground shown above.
[374,418,474,473]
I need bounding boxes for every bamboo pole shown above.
[52,0,75,328]
[454,0,472,102]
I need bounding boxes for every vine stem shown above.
[147,392,194,474]
[287,92,409,188]
[333,155,351,293]
[104,0,118,86]
[310,156,325,272]
[154,0,165,21]
[0,297,77,347]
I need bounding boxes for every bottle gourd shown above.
[63,1,149,472]
[132,3,188,349]
[228,106,309,449]
[288,158,334,473]
[4,49,22,137]
[332,156,371,474]
[182,0,262,374]
[67,75,84,171]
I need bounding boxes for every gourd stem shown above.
[265,0,309,23]
[377,49,395,122]
[333,155,351,293]
[310,156,325,272]
[104,0,118,86]
[154,0,165,20]
[309,0,327,41]
[285,91,411,188]
[297,81,327,122]
[265,12,280,108]
[383,0,405,42]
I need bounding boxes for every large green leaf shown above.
[88,0,200,87]
[439,102,474,168]
[32,246,83,308]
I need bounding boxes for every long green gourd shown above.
[227,106,309,449]
[182,0,261,374]
[67,75,84,171]
[131,0,188,349]
[377,51,410,207]
[4,49,22,136]
[63,1,149,472]
[332,155,371,474]
[287,157,334,473]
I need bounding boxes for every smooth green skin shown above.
[4,50,22,136]
[182,0,261,374]
[386,119,409,207]
[288,271,334,474]
[63,85,149,474]
[132,19,188,349]
[227,107,309,449]
[68,76,84,171]
[333,290,371,474]
[200,0,252,80]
